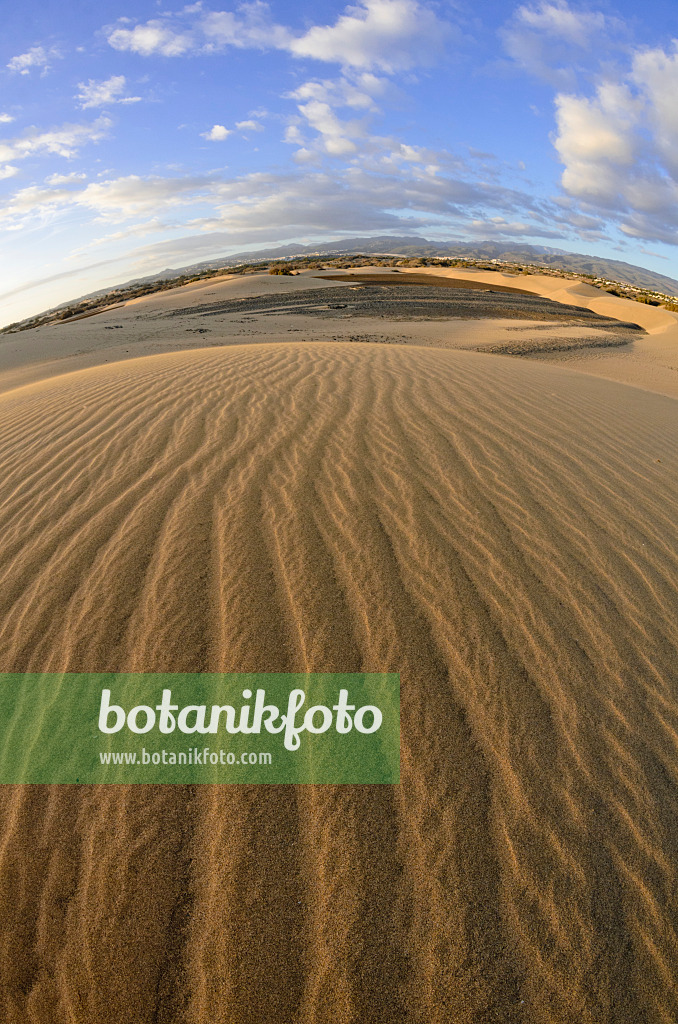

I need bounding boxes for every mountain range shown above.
[148,236,678,297]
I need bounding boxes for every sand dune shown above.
[1,335,677,1021]
[3,264,670,397]
[395,266,678,398]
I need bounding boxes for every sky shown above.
[2,0,678,325]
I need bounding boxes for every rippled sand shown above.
[1,290,678,1022]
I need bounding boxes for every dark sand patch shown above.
[315,271,533,294]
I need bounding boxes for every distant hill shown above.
[455,243,678,296]
[148,237,678,297]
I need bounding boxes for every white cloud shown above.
[284,124,305,145]
[45,172,88,185]
[0,165,18,180]
[552,42,678,242]
[105,0,448,71]
[0,117,111,164]
[631,44,678,175]
[202,124,231,141]
[0,114,15,124]
[288,73,385,111]
[105,4,285,56]
[201,4,292,51]
[0,184,74,227]
[103,2,450,185]
[289,0,446,72]
[554,86,638,199]
[501,1,620,87]
[287,83,447,170]
[76,76,141,109]
[7,46,59,75]
[0,173,214,230]
[107,20,194,56]
[201,118,265,141]
[296,100,360,155]
[292,147,319,165]
[500,5,678,244]
[76,175,212,219]
[515,0,605,47]
[285,71,396,161]
[395,143,424,162]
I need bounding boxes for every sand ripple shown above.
[0,342,677,1021]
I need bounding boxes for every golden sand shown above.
[0,271,677,1022]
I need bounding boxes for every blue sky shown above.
[2,0,678,324]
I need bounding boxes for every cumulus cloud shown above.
[202,124,231,141]
[500,5,678,244]
[0,114,15,124]
[0,117,111,164]
[285,71,396,161]
[0,166,18,180]
[76,76,141,109]
[105,0,449,71]
[201,3,292,51]
[104,4,286,57]
[554,85,639,200]
[552,41,678,242]
[7,46,60,75]
[295,100,361,156]
[200,119,261,143]
[106,19,195,56]
[514,0,605,46]
[288,73,386,111]
[108,2,445,167]
[501,1,621,87]
[0,173,215,230]
[288,0,446,72]
[107,20,194,56]
[631,44,678,175]
[287,96,449,171]
[45,172,88,185]
[76,174,214,219]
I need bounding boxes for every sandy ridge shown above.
[1,263,677,398]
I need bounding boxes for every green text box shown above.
[0,673,400,784]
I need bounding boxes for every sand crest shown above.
[394,266,678,398]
